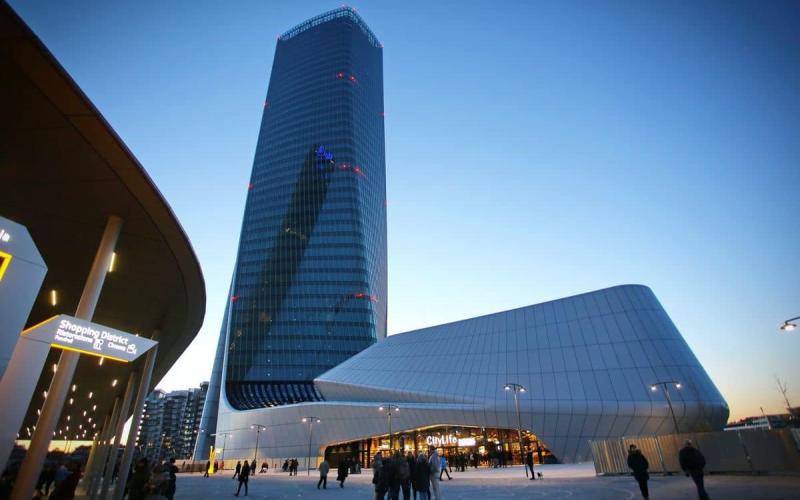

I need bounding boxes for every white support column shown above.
[0,336,50,468]
[11,215,122,500]
[88,399,120,500]
[81,412,111,495]
[113,341,158,500]
[99,370,137,499]
[80,434,101,493]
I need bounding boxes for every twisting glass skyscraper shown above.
[223,7,386,410]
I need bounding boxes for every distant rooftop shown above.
[279,6,381,48]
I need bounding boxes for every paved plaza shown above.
[172,464,800,499]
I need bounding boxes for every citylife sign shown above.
[22,315,157,363]
[425,435,477,448]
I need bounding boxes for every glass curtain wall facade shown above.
[224,7,387,410]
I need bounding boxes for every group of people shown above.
[627,439,710,500]
[126,457,179,500]
[230,460,251,497]
[316,456,352,489]
[280,458,300,475]
[370,446,448,500]
[34,462,80,499]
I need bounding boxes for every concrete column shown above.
[11,216,123,500]
[99,370,137,499]
[88,399,120,499]
[0,336,50,468]
[80,434,100,492]
[90,395,125,500]
[81,412,111,495]
[113,342,158,500]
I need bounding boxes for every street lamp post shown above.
[250,425,266,467]
[301,417,321,476]
[210,432,232,464]
[650,381,682,433]
[378,404,400,452]
[504,383,528,478]
[779,316,799,332]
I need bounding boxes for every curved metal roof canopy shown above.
[0,2,206,442]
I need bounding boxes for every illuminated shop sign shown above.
[425,435,477,447]
[22,314,157,363]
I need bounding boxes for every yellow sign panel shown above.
[0,251,11,282]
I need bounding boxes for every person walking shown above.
[235,460,250,497]
[336,457,349,488]
[413,453,431,500]
[203,460,210,478]
[438,454,451,481]
[525,448,536,480]
[627,444,650,500]
[373,452,387,500]
[680,440,710,500]
[317,458,330,489]
[233,461,241,480]
[428,447,441,500]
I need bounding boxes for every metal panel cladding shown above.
[224,8,387,410]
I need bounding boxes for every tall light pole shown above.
[301,417,321,476]
[378,404,400,452]
[250,425,266,466]
[779,316,799,332]
[504,383,528,478]
[650,381,682,433]
[210,432,232,464]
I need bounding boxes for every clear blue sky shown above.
[9,0,799,421]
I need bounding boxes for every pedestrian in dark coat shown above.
[127,459,150,500]
[372,452,387,500]
[48,463,80,500]
[387,451,403,500]
[336,458,349,488]
[233,461,241,479]
[525,449,536,480]
[626,444,650,499]
[405,452,416,500]
[412,453,431,500]
[680,440,710,500]
[235,460,250,497]
[164,458,178,500]
[203,460,210,478]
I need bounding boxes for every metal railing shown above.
[590,428,800,475]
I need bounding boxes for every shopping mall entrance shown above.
[324,425,555,469]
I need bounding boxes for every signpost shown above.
[0,216,47,468]
[0,215,47,379]
[22,315,157,363]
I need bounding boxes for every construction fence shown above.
[590,428,800,475]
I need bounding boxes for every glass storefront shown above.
[324,425,554,469]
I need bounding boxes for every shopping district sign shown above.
[22,315,156,363]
